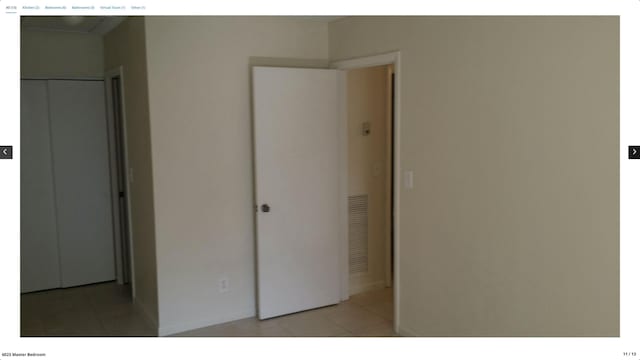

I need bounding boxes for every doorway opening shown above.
[334,51,401,334]
[105,67,135,294]
[345,64,394,297]
[231,54,400,337]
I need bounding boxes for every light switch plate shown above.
[404,170,414,189]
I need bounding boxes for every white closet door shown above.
[48,80,116,287]
[253,67,342,319]
[20,80,62,293]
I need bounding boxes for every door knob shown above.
[261,204,270,213]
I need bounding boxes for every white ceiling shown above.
[21,16,126,35]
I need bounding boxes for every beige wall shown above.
[347,65,391,294]
[21,30,104,78]
[331,16,619,336]
[143,16,329,335]
[104,17,159,328]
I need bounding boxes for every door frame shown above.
[331,51,402,333]
[105,66,136,298]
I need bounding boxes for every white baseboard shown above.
[349,279,386,296]
[157,310,256,336]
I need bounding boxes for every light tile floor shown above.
[21,281,156,336]
[21,282,395,337]
[174,287,396,337]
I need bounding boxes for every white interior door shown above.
[48,80,116,288]
[20,80,61,293]
[253,67,342,319]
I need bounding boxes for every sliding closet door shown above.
[20,80,61,293]
[48,80,116,288]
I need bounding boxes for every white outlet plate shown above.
[219,277,229,293]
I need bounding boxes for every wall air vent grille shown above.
[349,194,369,274]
